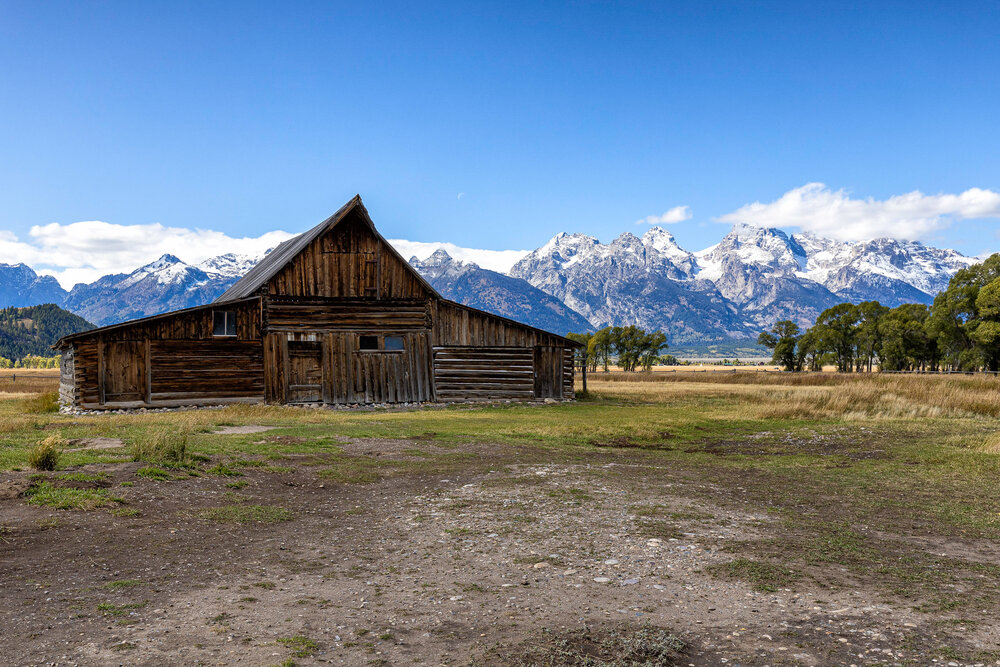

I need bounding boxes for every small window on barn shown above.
[359,335,379,351]
[384,335,404,351]
[213,311,237,337]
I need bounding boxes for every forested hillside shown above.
[0,304,94,362]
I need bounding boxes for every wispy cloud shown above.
[388,239,528,273]
[635,205,692,225]
[1,221,295,289]
[718,183,1000,241]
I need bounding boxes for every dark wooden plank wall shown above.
[89,299,262,342]
[149,340,264,403]
[532,346,564,399]
[264,297,430,331]
[265,331,433,404]
[67,299,264,408]
[431,301,569,348]
[433,347,534,401]
[266,213,428,300]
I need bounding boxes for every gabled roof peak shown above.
[214,195,438,303]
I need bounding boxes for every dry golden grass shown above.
[982,432,1000,454]
[586,372,1000,420]
[0,369,59,395]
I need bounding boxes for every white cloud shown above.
[718,183,1000,241]
[635,205,692,225]
[388,239,528,273]
[1,220,295,289]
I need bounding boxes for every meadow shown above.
[2,371,1000,665]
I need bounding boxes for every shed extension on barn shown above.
[53,196,582,409]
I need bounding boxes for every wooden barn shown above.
[54,196,581,410]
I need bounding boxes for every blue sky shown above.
[1,1,999,285]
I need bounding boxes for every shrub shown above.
[28,435,63,471]
[130,428,187,463]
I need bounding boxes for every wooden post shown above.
[581,355,587,394]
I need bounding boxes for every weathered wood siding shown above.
[532,346,565,399]
[67,299,265,408]
[264,330,433,405]
[265,212,429,300]
[58,347,75,406]
[431,301,574,400]
[431,301,569,348]
[264,297,430,331]
[433,347,534,401]
[149,340,264,404]
[563,348,575,399]
[89,300,261,341]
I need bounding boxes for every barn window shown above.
[358,335,405,352]
[213,311,237,337]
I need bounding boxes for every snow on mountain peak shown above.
[196,251,269,278]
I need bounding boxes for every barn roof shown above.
[214,195,440,303]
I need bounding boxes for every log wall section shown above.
[433,347,534,401]
[66,299,265,409]
[431,301,574,401]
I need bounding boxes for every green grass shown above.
[136,466,171,481]
[707,558,799,592]
[97,601,147,617]
[24,482,124,511]
[200,504,293,524]
[205,463,243,477]
[277,635,319,657]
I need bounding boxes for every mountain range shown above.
[0,224,982,348]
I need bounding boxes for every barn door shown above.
[101,341,146,404]
[286,340,323,403]
[533,346,564,400]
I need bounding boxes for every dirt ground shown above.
[3,432,998,667]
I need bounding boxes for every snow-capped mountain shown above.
[408,249,592,335]
[512,224,984,342]
[792,235,977,306]
[510,229,745,342]
[62,253,263,326]
[196,252,264,278]
[0,263,68,308]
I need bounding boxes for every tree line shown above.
[0,354,61,369]
[758,254,1000,372]
[567,326,672,372]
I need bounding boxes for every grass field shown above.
[2,372,1000,664]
